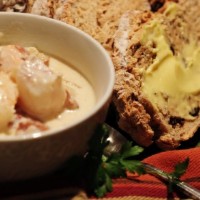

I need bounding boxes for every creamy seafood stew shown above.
[0,45,95,135]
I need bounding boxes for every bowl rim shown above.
[0,12,115,142]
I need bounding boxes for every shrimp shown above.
[16,57,67,121]
[0,45,29,80]
[0,72,18,132]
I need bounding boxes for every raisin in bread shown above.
[112,0,200,150]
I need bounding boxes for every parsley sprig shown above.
[85,126,144,197]
[167,158,190,193]
[95,143,145,197]
[84,125,145,197]
[61,124,189,198]
[84,124,189,197]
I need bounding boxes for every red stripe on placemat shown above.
[104,176,167,199]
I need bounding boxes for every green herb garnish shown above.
[60,124,190,198]
[167,158,190,193]
[84,124,145,197]
[85,124,189,197]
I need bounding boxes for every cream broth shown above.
[0,45,96,135]
[46,58,96,129]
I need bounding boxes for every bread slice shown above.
[112,0,200,150]
[27,0,150,52]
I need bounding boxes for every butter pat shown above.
[141,19,200,120]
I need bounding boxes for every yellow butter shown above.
[141,19,200,120]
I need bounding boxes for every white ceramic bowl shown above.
[0,12,115,181]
